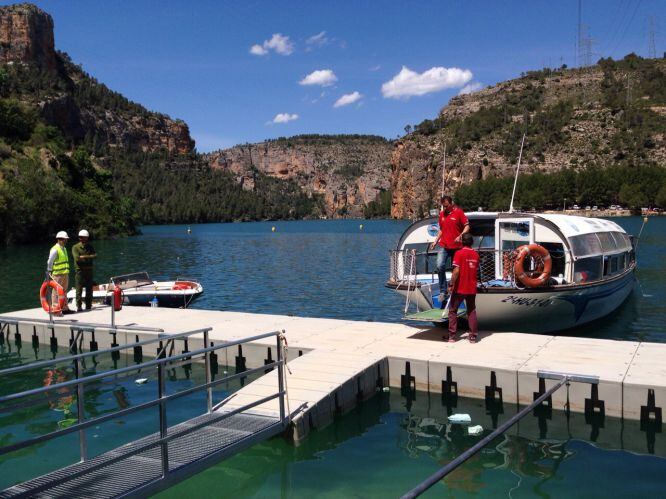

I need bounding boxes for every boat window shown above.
[470,220,495,249]
[603,255,611,276]
[612,232,632,251]
[403,243,437,275]
[597,232,618,253]
[540,242,566,278]
[610,255,619,274]
[498,222,531,251]
[619,252,626,270]
[574,256,602,282]
[569,233,602,257]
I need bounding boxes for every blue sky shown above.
[4,0,663,151]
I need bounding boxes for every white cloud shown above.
[381,66,473,99]
[250,33,294,56]
[369,64,381,72]
[458,82,483,95]
[249,44,268,56]
[306,31,329,47]
[334,91,362,108]
[299,69,338,87]
[271,113,299,124]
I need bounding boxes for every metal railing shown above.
[0,323,289,493]
[401,370,599,498]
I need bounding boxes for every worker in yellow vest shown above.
[46,231,74,315]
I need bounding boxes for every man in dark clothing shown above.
[72,229,97,311]
[429,195,470,306]
[447,232,479,343]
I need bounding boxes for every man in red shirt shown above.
[429,196,470,305]
[447,233,479,343]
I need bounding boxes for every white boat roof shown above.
[536,214,627,238]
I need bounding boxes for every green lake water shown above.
[1,217,665,497]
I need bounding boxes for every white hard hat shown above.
[56,231,69,239]
[78,229,90,237]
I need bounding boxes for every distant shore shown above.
[542,209,663,217]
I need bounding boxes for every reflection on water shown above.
[156,389,666,498]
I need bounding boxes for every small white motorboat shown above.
[387,211,636,333]
[67,272,204,308]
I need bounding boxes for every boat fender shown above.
[40,280,66,314]
[514,244,552,288]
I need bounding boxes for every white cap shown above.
[56,231,69,239]
[78,229,90,238]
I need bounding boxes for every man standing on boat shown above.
[72,229,97,312]
[46,231,74,315]
[447,232,479,343]
[430,195,470,305]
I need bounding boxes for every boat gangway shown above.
[0,320,290,498]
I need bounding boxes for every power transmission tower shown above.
[648,16,657,59]
[576,0,594,67]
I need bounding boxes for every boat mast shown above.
[508,133,526,213]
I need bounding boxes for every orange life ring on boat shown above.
[514,244,552,288]
[172,281,195,290]
[40,280,67,314]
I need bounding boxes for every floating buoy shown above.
[359,224,363,230]
[272,226,276,232]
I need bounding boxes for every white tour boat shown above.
[386,211,636,333]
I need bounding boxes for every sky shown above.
[3,0,664,152]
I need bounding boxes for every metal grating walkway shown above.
[1,412,282,499]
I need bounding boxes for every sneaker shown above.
[62,309,76,315]
[448,335,456,343]
[469,334,477,344]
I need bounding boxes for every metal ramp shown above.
[0,319,289,498]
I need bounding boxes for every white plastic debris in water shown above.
[382,387,390,392]
[135,378,148,385]
[447,413,471,423]
[468,425,483,435]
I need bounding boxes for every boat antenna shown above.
[440,143,447,199]
[508,133,526,213]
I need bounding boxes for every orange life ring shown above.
[514,244,552,288]
[40,280,66,314]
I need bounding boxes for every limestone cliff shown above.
[391,57,666,218]
[0,3,56,71]
[206,135,393,217]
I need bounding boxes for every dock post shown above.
[203,330,212,413]
[74,356,88,462]
[277,332,286,424]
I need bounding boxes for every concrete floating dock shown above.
[2,305,665,441]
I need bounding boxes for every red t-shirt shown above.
[452,247,479,295]
[438,207,469,249]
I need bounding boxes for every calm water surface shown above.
[1,217,665,497]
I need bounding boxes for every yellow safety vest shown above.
[51,244,70,275]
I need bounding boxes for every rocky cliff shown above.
[391,56,666,218]
[0,3,194,154]
[206,135,393,217]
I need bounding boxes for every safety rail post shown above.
[157,360,169,477]
[203,330,212,413]
[276,332,285,424]
[74,356,88,462]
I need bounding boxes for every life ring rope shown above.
[40,280,67,314]
[514,244,552,288]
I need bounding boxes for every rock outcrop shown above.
[0,3,194,155]
[0,3,56,71]
[391,58,666,218]
[206,136,393,217]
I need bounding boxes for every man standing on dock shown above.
[430,196,470,306]
[447,232,479,343]
[72,229,97,311]
[46,231,74,315]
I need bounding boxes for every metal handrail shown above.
[0,326,288,489]
[0,315,165,333]
[401,370,599,498]
[0,325,210,377]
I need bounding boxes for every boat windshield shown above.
[111,272,153,289]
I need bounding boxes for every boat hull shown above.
[391,268,635,333]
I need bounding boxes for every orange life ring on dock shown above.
[40,280,66,314]
[514,244,552,288]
